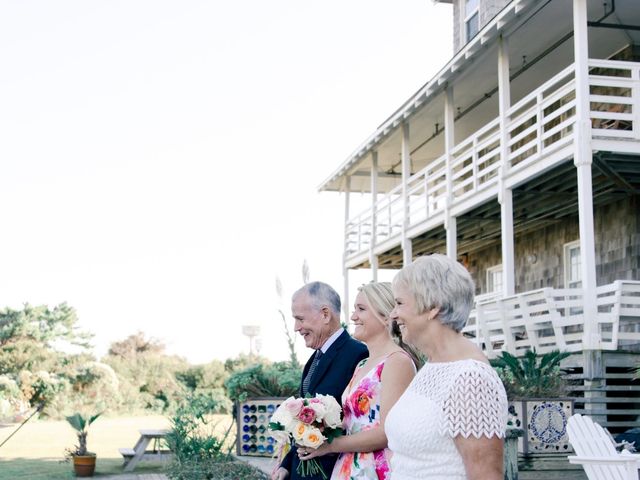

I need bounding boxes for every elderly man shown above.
[272,281,368,480]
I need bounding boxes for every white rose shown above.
[270,405,291,427]
[284,415,300,434]
[319,395,342,428]
[307,397,327,421]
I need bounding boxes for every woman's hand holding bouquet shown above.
[269,394,343,479]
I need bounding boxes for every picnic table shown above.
[119,428,172,472]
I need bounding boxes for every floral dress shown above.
[331,355,394,480]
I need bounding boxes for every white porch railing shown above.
[589,59,640,140]
[463,281,640,358]
[344,59,640,262]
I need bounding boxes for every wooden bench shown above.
[120,428,172,472]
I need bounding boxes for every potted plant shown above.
[491,349,573,455]
[65,412,102,477]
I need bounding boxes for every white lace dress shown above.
[385,359,508,480]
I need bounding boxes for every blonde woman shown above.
[298,282,418,480]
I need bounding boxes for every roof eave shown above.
[318,0,534,193]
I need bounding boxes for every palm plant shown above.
[66,412,101,456]
[491,349,571,399]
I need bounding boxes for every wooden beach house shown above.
[319,0,640,433]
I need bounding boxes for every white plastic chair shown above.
[566,413,640,480]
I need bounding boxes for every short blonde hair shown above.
[393,254,474,333]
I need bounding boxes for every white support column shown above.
[500,190,515,295]
[444,86,456,259]
[498,34,515,295]
[370,151,379,280]
[573,0,599,349]
[342,176,351,322]
[401,122,413,265]
[446,216,457,259]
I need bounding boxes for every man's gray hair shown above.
[393,254,475,332]
[294,281,341,315]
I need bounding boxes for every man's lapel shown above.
[307,330,348,395]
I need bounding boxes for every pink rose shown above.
[297,406,317,424]
[285,398,304,416]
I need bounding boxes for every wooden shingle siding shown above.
[467,195,639,295]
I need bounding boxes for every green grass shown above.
[0,413,268,479]
[0,414,174,479]
[0,457,164,479]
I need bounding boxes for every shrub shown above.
[165,459,269,480]
[0,375,27,422]
[177,360,228,392]
[165,391,267,480]
[17,370,67,409]
[224,361,301,404]
[166,392,230,461]
[104,349,188,413]
[40,360,123,417]
[223,353,269,374]
[491,349,571,399]
[0,375,21,399]
[70,362,120,410]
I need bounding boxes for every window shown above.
[465,0,480,42]
[487,264,503,294]
[564,241,582,288]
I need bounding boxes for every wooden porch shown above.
[343,59,640,268]
[463,281,640,434]
[464,281,640,357]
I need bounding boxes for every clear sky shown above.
[0,1,452,364]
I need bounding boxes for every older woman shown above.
[298,282,419,480]
[385,254,508,480]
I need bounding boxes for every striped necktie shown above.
[302,350,323,396]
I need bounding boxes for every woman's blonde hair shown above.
[358,281,423,369]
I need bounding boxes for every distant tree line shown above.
[0,303,300,420]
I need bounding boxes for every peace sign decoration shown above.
[509,398,574,454]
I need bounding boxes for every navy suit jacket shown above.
[280,329,368,480]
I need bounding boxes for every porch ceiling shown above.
[361,153,640,269]
[320,0,640,194]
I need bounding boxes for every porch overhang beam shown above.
[318,0,540,193]
[592,156,635,191]
[514,189,577,199]
[586,22,640,31]
[349,171,401,179]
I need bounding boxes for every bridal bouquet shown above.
[269,394,343,479]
